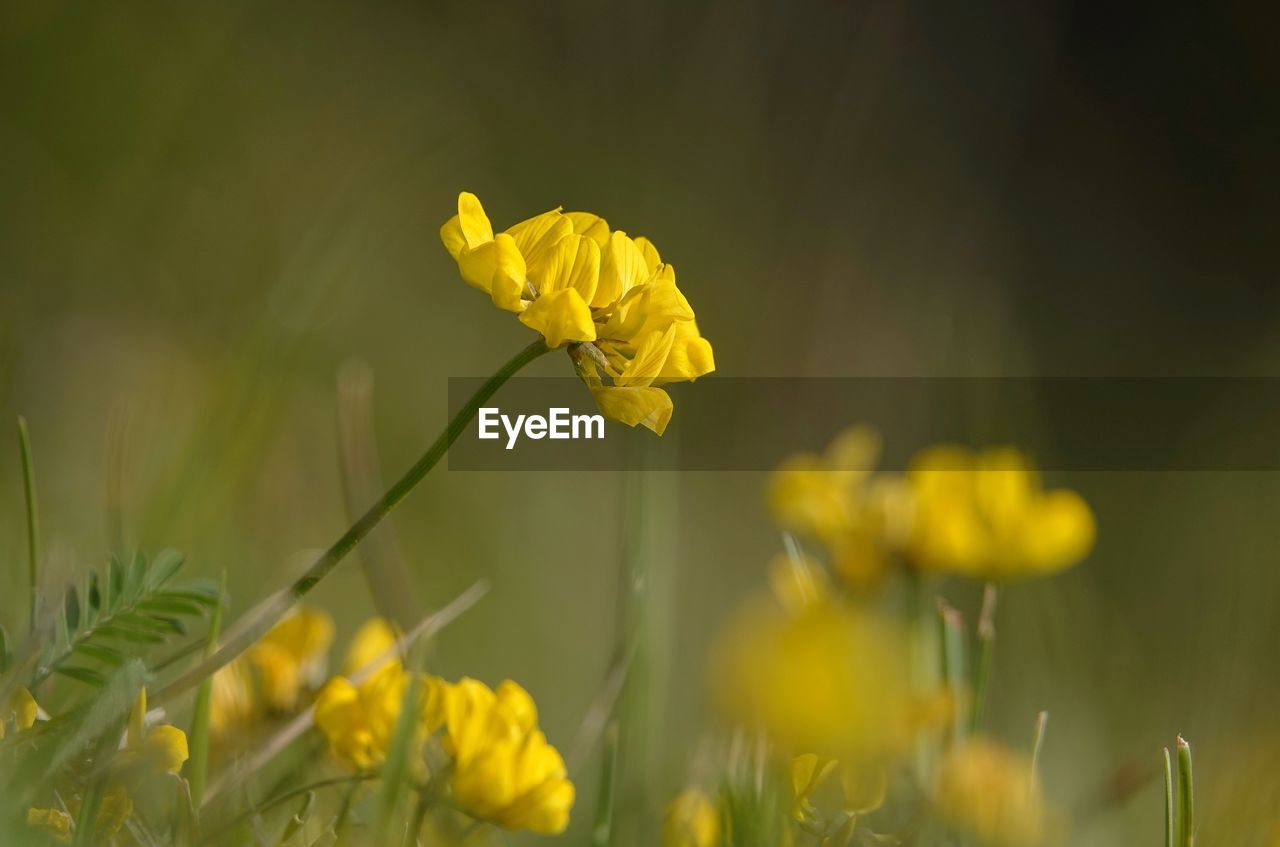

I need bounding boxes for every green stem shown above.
[935,599,967,742]
[154,340,550,706]
[1163,747,1174,847]
[590,721,619,847]
[1176,736,1194,847]
[18,417,41,636]
[970,582,998,733]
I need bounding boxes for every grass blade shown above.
[1176,735,1194,847]
[186,571,227,808]
[18,416,42,635]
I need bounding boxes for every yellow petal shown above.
[145,724,190,774]
[506,209,572,277]
[457,191,494,249]
[840,762,887,814]
[634,236,662,272]
[262,606,335,664]
[615,325,677,387]
[595,231,649,308]
[457,234,527,311]
[343,618,401,677]
[769,554,831,615]
[11,686,38,731]
[532,233,600,305]
[519,288,596,348]
[1021,489,1095,574]
[494,680,539,734]
[440,215,466,260]
[590,385,673,435]
[566,211,611,248]
[653,323,715,385]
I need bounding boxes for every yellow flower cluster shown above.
[439,677,575,834]
[441,192,715,434]
[314,619,574,834]
[211,605,334,738]
[932,737,1052,847]
[907,446,1095,580]
[770,428,1095,585]
[0,685,39,740]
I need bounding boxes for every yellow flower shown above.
[711,595,933,762]
[769,427,913,589]
[123,688,189,775]
[907,446,1094,579]
[791,754,886,825]
[933,738,1051,847]
[664,789,720,847]
[441,192,714,435]
[314,663,440,771]
[26,784,134,843]
[341,616,400,677]
[0,685,40,740]
[438,677,575,835]
[211,605,334,736]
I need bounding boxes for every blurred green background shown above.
[2,2,1279,844]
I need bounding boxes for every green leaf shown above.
[0,624,9,673]
[54,666,107,687]
[147,549,185,589]
[72,642,126,667]
[127,551,147,599]
[158,588,220,608]
[107,555,126,608]
[116,612,184,635]
[85,571,102,624]
[95,624,166,645]
[63,585,80,641]
[136,596,206,618]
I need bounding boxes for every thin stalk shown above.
[186,571,228,807]
[154,340,550,707]
[203,774,379,844]
[935,599,967,741]
[590,721,620,847]
[970,582,998,732]
[1176,736,1194,847]
[1029,711,1049,785]
[18,417,41,635]
[1163,747,1174,847]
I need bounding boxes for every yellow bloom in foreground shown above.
[439,677,575,835]
[441,192,714,435]
[0,685,39,740]
[711,596,933,761]
[933,738,1050,847]
[664,789,719,847]
[908,446,1094,580]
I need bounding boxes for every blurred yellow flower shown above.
[438,677,575,835]
[211,605,334,736]
[791,753,886,824]
[341,616,400,677]
[711,596,934,761]
[441,192,714,435]
[933,737,1050,847]
[769,427,913,588]
[664,788,720,847]
[907,446,1094,579]
[0,685,39,740]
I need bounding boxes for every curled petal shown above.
[457,191,494,249]
[519,288,596,348]
[590,385,673,435]
[566,211,611,248]
[507,210,573,278]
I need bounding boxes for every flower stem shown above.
[17,417,41,636]
[970,582,998,733]
[155,339,551,706]
[1163,747,1174,847]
